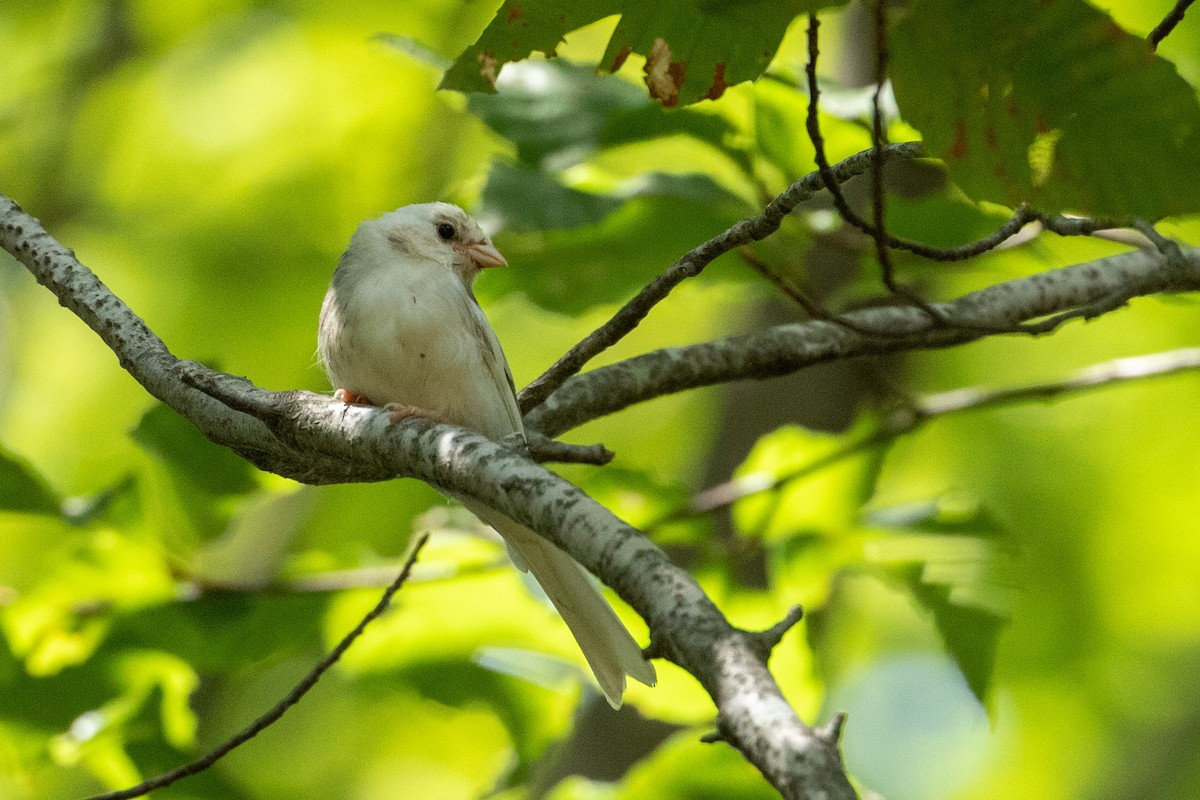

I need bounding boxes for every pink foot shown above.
[334,388,373,405]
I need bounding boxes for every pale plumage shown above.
[318,202,656,706]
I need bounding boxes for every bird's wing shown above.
[462,292,523,436]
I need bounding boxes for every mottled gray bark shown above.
[526,244,1200,437]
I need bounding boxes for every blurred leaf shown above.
[106,591,328,673]
[373,33,453,70]
[892,0,1200,217]
[468,59,750,188]
[752,77,819,180]
[880,161,1019,253]
[865,497,1018,705]
[193,487,317,588]
[131,403,261,551]
[2,525,177,676]
[483,162,624,230]
[49,650,200,788]
[731,421,884,540]
[0,444,60,516]
[469,60,651,168]
[489,180,750,312]
[613,729,777,799]
[576,465,692,532]
[131,404,255,498]
[444,1,847,107]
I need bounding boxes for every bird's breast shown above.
[321,267,517,439]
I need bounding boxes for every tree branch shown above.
[0,194,855,800]
[1149,0,1195,49]
[523,244,1200,438]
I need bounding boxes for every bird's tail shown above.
[459,497,656,707]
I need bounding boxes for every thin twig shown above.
[737,247,887,337]
[83,534,431,800]
[665,347,1200,521]
[1149,0,1195,49]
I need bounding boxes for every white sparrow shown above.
[317,202,656,706]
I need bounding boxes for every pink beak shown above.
[461,241,508,270]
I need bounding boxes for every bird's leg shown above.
[333,388,373,405]
[384,403,452,425]
[333,390,449,425]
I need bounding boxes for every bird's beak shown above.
[460,241,508,270]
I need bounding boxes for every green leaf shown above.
[731,422,884,541]
[487,176,750,312]
[0,444,60,515]
[864,497,1018,706]
[193,487,317,588]
[482,162,624,230]
[443,1,847,107]
[891,0,1200,218]
[130,404,255,498]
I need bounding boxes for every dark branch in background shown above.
[736,247,885,337]
[1149,0,1195,49]
[84,535,431,800]
[867,0,920,305]
[516,141,924,416]
[663,347,1200,522]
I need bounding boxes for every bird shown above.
[317,202,656,707]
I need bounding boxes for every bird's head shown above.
[348,202,507,285]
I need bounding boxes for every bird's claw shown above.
[383,403,449,425]
[500,431,530,454]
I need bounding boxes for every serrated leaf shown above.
[0,444,60,516]
[865,497,1018,706]
[443,1,848,107]
[891,0,1200,218]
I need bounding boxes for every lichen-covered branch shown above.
[525,244,1200,438]
[0,194,856,799]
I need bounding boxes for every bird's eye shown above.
[436,222,455,241]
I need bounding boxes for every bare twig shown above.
[525,431,614,465]
[867,0,915,305]
[1149,0,1195,49]
[83,534,431,800]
